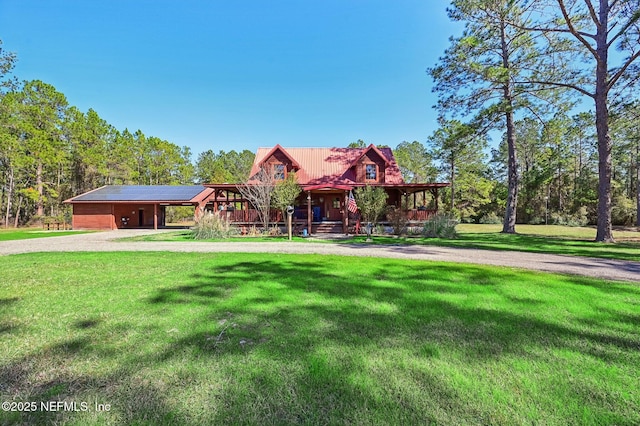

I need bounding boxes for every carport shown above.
[64,185,216,230]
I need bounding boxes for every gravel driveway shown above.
[1,229,638,282]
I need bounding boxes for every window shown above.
[365,164,377,181]
[332,197,340,209]
[273,164,285,180]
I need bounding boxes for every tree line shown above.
[428,0,639,242]
[0,40,255,226]
[393,102,638,229]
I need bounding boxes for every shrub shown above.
[191,212,239,240]
[27,215,45,227]
[611,195,635,226]
[479,212,502,224]
[386,206,408,235]
[354,186,389,241]
[550,207,589,227]
[406,226,423,235]
[528,216,545,225]
[268,225,282,236]
[245,225,263,237]
[422,213,458,239]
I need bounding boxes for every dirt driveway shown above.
[1,229,638,282]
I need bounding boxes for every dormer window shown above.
[273,163,285,180]
[365,164,378,181]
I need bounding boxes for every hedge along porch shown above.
[64,185,216,230]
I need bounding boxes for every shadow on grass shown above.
[344,232,640,262]
[149,258,640,358]
[0,297,20,306]
[74,319,101,329]
[543,257,640,278]
[2,256,639,424]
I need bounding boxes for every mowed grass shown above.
[457,223,640,239]
[121,224,640,261]
[345,225,640,262]
[120,230,310,243]
[1,252,639,425]
[0,228,91,241]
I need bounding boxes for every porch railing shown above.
[220,209,283,223]
[404,209,437,221]
[216,208,437,223]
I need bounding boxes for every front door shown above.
[326,194,342,221]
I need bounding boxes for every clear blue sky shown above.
[0,0,460,158]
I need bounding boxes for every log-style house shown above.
[65,144,448,233]
[205,144,449,234]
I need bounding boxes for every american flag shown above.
[348,190,358,213]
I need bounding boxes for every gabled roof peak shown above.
[349,144,391,168]
[250,146,404,186]
[257,144,301,169]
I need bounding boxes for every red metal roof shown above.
[250,145,405,186]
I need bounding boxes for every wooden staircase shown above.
[311,222,343,234]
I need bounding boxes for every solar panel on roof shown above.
[71,186,207,202]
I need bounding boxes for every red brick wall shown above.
[73,203,159,229]
[72,204,114,230]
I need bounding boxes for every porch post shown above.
[153,203,158,230]
[433,188,439,211]
[307,191,312,235]
[343,190,348,234]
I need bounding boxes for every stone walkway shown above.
[1,229,638,282]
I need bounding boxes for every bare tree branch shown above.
[608,50,640,91]
[583,0,601,29]
[514,79,594,98]
[607,9,640,48]
[237,167,275,230]
[556,0,600,59]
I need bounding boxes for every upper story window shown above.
[365,164,377,181]
[273,163,285,180]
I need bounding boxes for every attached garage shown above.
[64,185,215,230]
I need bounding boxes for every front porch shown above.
[203,183,446,234]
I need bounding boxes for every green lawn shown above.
[0,228,91,241]
[456,223,640,239]
[120,224,640,262]
[344,225,640,262]
[1,252,638,425]
[120,230,311,243]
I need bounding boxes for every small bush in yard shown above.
[191,212,239,239]
[422,213,458,238]
[479,212,502,224]
[268,225,282,236]
[387,206,409,235]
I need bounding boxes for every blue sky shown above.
[0,0,460,158]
